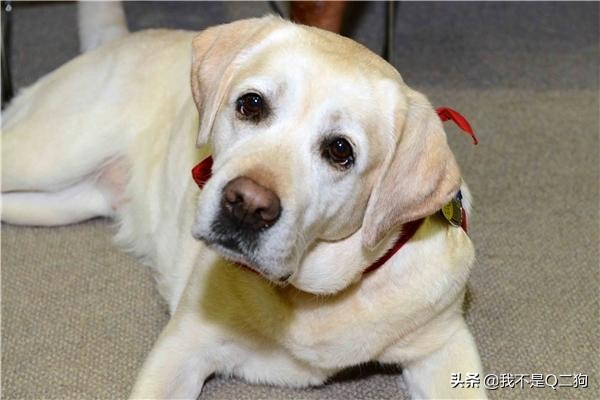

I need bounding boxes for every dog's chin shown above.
[194,233,289,284]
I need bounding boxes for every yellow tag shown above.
[442,202,454,221]
[440,197,463,227]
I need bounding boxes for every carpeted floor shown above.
[2,2,598,399]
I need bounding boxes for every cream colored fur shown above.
[1,16,486,400]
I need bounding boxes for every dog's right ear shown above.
[361,90,462,249]
[191,17,279,147]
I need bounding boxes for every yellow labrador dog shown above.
[2,16,486,400]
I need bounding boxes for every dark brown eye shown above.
[324,137,354,168]
[236,93,265,121]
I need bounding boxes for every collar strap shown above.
[363,218,425,274]
[191,107,477,275]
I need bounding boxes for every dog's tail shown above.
[77,1,129,53]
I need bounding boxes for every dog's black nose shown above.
[222,177,281,230]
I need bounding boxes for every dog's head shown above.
[191,17,461,292]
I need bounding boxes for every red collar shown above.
[363,218,425,274]
[192,107,477,275]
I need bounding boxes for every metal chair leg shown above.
[382,1,396,66]
[2,0,14,108]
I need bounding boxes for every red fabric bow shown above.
[436,107,478,145]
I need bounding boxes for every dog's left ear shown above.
[191,17,279,147]
[361,89,461,249]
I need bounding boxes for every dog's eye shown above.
[236,93,265,121]
[324,137,354,169]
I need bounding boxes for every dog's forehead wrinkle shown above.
[233,24,298,65]
[288,24,401,79]
[328,110,344,124]
[245,31,390,88]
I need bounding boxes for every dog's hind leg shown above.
[1,73,132,226]
[1,123,127,226]
[1,105,130,226]
[2,179,114,226]
[1,138,128,226]
[1,100,122,193]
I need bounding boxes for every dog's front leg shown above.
[403,320,487,399]
[130,313,218,399]
[380,315,487,399]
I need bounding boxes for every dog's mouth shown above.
[191,212,294,283]
[194,233,277,280]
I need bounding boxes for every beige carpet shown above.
[2,2,598,399]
